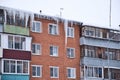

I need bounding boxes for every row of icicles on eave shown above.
[1,7,80,48]
[2,8,34,28]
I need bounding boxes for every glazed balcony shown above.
[4,25,29,36]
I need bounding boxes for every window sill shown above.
[50,55,58,57]
[32,53,41,55]
[67,77,76,79]
[67,57,75,59]
[50,77,59,78]
[32,76,42,78]
[31,31,42,33]
[67,36,74,38]
[49,33,59,36]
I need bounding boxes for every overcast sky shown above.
[0,0,120,29]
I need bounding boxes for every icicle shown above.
[53,17,59,25]
[12,10,16,24]
[25,13,29,27]
[71,21,73,27]
[30,13,34,28]
[19,11,25,20]
[4,10,6,25]
[64,19,68,45]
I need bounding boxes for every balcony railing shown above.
[80,37,120,49]
[3,49,31,60]
[4,24,29,36]
[81,57,120,68]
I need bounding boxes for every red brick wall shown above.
[30,18,81,80]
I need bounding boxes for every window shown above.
[50,46,58,56]
[85,66,102,78]
[0,35,1,47]
[32,21,42,33]
[23,62,28,73]
[10,61,15,73]
[49,24,58,35]
[17,61,22,73]
[67,67,76,79]
[32,44,41,55]
[84,46,96,58]
[67,27,74,38]
[3,59,29,74]
[32,65,42,77]
[0,15,3,23]
[67,48,75,58]
[50,66,59,78]
[8,35,26,50]
[109,50,116,60]
[94,67,102,77]
[95,28,102,38]
[85,27,95,37]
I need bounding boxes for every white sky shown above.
[0,0,120,29]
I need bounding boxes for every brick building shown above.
[30,14,82,80]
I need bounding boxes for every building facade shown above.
[80,25,120,80]
[0,6,32,80]
[0,6,120,80]
[30,13,82,80]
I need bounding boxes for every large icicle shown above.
[4,10,6,25]
[64,19,68,45]
[30,13,34,28]
[12,10,16,24]
[25,13,29,27]
[53,16,59,25]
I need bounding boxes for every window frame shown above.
[85,27,95,37]
[85,66,102,78]
[50,66,59,78]
[3,59,29,75]
[67,27,74,38]
[8,35,26,50]
[50,45,58,57]
[67,67,76,79]
[67,47,75,58]
[31,21,42,33]
[32,43,41,55]
[32,65,42,77]
[48,23,59,35]
[0,34,2,47]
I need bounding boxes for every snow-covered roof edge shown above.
[83,23,120,31]
[34,13,83,25]
[0,5,33,14]
[0,5,83,25]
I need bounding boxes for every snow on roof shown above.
[34,13,83,25]
[0,6,33,15]
[0,6,82,25]
[83,22,120,31]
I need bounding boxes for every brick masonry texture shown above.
[30,18,81,80]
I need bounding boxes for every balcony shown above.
[80,37,120,49]
[4,25,29,36]
[81,57,120,68]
